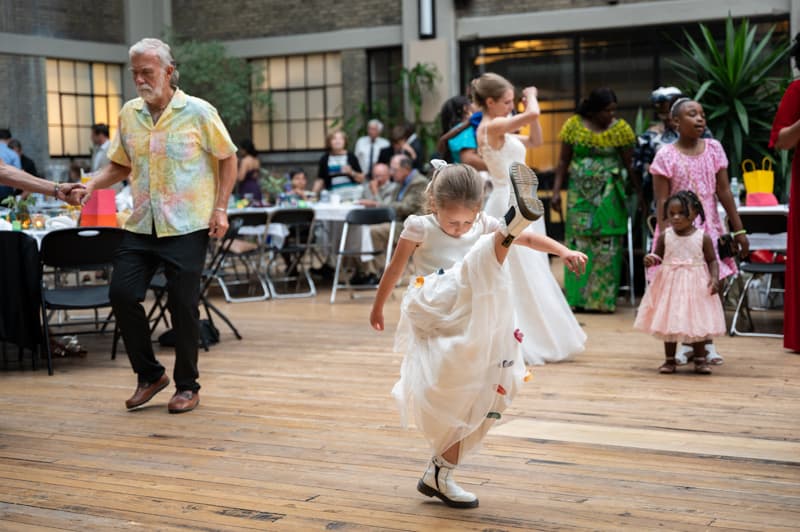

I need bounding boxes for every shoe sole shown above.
[508,162,545,221]
[168,398,200,414]
[417,480,479,509]
[125,377,170,410]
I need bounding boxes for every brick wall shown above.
[455,0,663,17]
[171,0,401,41]
[1,0,125,43]
[0,54,49,177]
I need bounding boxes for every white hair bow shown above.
[430,159,448,171]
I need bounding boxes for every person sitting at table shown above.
[313,130,364,196]
[359,162,396,204]
[351,154,429,285]
[0,160,83,202]
[288,167,313,201]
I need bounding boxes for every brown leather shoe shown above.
[168,390,199,414]
[125,373,170,410]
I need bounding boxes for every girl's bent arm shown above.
[437,120,470,154]
[715,167,749,257]
[370,237,417,331]
[514,232,587,274]
[652,173,670,233]
[486,88,542,148]
[644,233,665,267]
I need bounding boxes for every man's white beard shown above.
[137,83,163,105]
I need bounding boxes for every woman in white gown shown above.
[473,73,586,365]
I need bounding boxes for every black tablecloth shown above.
[0,232,42,349]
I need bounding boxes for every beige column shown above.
[401,0,459,123]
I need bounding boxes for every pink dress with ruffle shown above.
[634,228,725,343]
[648,139,737,280]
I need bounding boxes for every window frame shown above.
[250,52,343,153]
[46,58,123,158]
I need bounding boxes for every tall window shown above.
[250,53,342,151]
[46,59,123,157]
[367,47,403,123]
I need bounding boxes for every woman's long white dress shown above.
[481,133,586,365]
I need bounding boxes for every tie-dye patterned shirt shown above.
[107,89,237,237]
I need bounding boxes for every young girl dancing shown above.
[634,190,725,374]
[370,161,587,509]
[649,98,749,365]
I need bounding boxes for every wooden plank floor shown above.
[1,286,798,531]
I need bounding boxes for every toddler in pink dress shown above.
[634,190,725,374]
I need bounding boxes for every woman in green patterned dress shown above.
[552,88,640,312]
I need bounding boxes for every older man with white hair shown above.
[75,38,238,414]
[354,118,390,179]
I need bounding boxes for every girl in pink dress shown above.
[635,190,725,374]
[649,98,749,366]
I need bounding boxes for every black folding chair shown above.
[212,211,270,302]
[39,227,125,375]
[729,211,788,338]
[201,217,245,342]
[0,232,42,371]
[265,208,317,299]
[330,207,396,303]
[149,217,245,349]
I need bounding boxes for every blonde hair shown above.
[470,73,513,110]
[426,163,484,212]
[325,130,348,151]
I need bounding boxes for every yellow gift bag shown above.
[741,157,778,206]
[741,157,774,194]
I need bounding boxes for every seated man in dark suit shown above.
[352,154,429,284]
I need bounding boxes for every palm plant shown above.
[670,16,791,191]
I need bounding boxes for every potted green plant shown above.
[400,62,442,163]
[670,16,792,198]
[168,31,271,128]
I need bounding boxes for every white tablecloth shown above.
[228,204,374,259]
[720,203,789,251]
